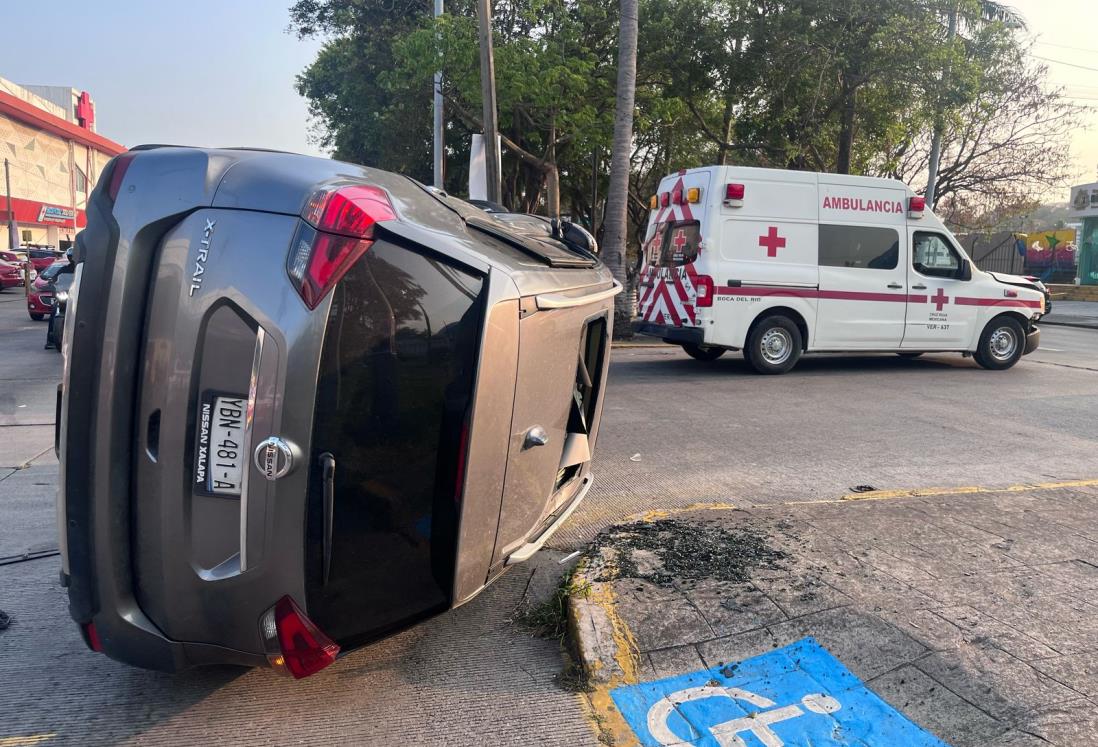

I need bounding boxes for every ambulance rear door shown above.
[814,182,909,349]
[638,170,712,328]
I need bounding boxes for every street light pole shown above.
[4,158,17,251]
[432,0,445,189]
[476,0,501,205]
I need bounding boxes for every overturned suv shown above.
[58,147,618,678]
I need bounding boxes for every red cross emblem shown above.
[672,229,688,252]
[758,226,786,258]
[931,287,950,311]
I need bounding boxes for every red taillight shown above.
[82,621,103,652]
[660,192,670,207]
[107,153,136,202]
[288,184,396,309]
[672,188,684,205]
[694,275,715,307]
[909,196,926,217]
[260,595,340,679]
[725,183,745,201]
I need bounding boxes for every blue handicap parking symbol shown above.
[610,637,949,746]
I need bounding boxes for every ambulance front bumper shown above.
[636,322,705,347]
[1024,324,1040,355]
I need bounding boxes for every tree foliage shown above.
[289,0,1082,242]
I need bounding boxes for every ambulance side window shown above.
[912,232,962,278]
[819,225,898,270]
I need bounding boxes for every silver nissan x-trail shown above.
[57,146,618,678]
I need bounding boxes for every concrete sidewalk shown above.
[1042,300,1098,329]
[570,481,1098,746]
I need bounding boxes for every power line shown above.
[1035,40,1098,55]
[1033,55,1098,73]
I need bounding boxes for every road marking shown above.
[1039,347,1064,351]
[610,638,947,746]
[837,477,1098,502]
[0,736,56,747]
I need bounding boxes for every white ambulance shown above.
[637,166,1044,374]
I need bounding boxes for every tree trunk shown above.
[836,80,857,174]
[604,0,639,336]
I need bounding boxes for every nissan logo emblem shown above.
[254,436,295,481]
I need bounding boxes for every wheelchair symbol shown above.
[646,684,842,747]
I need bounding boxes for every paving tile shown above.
[976,593,1098,655]
[910,536,1024,574]
[748,568,853,618]
[695,628,781,670]
[1030,650,1098,697]
[915,646,1081,722]
[1034,559,1098,590]
[1014,698,1098,745]
[932,605,1061,661]
[869,665,1008,747]
[817,552,942,611]
[767,606,926,680]
[644,644,708,680]
[675,579,787,637]
[612,579,714,653]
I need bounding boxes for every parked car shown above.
[27,261,68,319]
[44,269,76,351]
[58,146,618,678]
[28,248,63,273]
[637,165,1044,373]
[0,259,34,289]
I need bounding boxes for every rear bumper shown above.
[1024,324,1040,355]
[635,321,705,346]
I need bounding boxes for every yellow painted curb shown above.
[0,735,56,747]
[631,502,738,523]
[837,477,1098,502]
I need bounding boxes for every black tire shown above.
[682,343,725,361]
[974,316,1025,370]
[896,352,923,359]
[30,313,45,321]
[744,315,803,374]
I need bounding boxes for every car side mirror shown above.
[959,259,972,282]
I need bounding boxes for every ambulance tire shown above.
[744,315,803,375]
[682,344,725,361]
[974,316,1025,370]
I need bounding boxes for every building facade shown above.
[1,77,124,250]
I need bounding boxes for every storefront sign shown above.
[37,205,76,224]
[1070,182,1098,218]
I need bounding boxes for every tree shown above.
[603,0,639,331]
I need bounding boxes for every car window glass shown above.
[647,220,700,267]
[53,272,75,291]
[913,232,961,277]
[819,225,898,270]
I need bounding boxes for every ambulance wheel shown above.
[682,344,725,361]
[896,352,923,359]
[745,315,802,375]
[974,316,1025,370]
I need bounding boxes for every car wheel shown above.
[682,343,725,361]
[30,313,45,321]
[974,316,1025,370]
[896,352,923,359]
[745,315,802,374]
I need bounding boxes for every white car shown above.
[637,166,1044,373]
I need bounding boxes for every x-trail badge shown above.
[254,437,294,481]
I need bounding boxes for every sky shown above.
[1,1,1095,202]
[1,1,326,157]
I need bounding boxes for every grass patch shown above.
[514,567,591,642]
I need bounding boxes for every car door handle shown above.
[887,283,903,289]
[911,284,927,290]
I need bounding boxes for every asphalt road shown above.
[1,286,1095,745]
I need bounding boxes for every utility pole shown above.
[432,0,445,189]
[925,5,957,208]
[476,0,501,205]
[4,159,17,251]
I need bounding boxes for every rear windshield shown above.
[646,220,701,267]
[305,239,484,646]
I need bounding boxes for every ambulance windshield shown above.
[646,220,700,268]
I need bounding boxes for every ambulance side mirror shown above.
[959,259,972,282]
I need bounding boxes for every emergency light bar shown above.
[686,187,701,203]
[649,195,658,209]
[908,196,925,219]
[672,188,684,205]
[660,192,671,207]
[724,183,745,208]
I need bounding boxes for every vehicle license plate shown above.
[195,393,247,496]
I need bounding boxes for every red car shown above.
[28,248,63,272]
[0,260,27,290]
[27,261,67,319]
